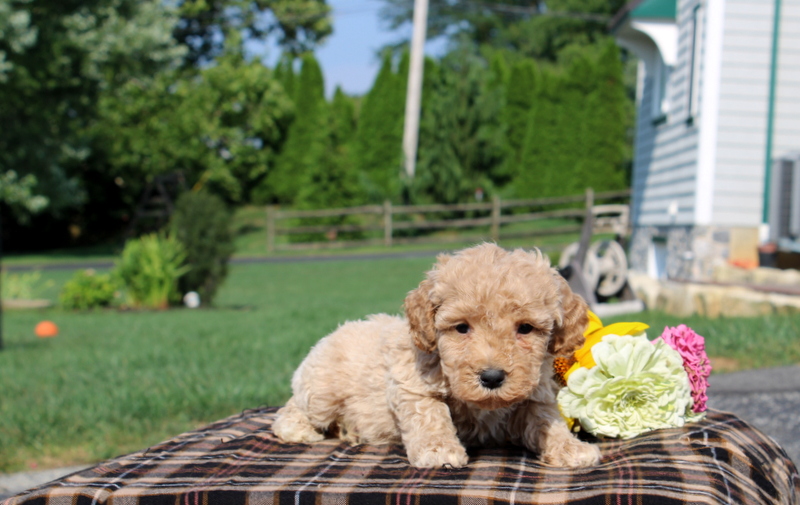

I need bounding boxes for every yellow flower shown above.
[563,311,649,381]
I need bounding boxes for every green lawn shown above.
[0,256,432,472]
[2,255,800,472]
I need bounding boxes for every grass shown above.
[0,256,433,472]
[604,311,800,371]
[3,250,800,473]
[2,245,118,267]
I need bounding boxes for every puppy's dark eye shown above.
[455,323,470,334]
[517,323,534,335]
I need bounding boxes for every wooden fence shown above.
[266,188,631,253]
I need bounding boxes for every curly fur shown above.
[273,243,601,468]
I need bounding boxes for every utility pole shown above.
[402,0,429,178]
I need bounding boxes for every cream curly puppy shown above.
[273,243,600,468]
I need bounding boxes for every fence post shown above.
[490,195,501,242]
[383,200,393,247]
[266,206,276,253]
[575,188,594,264]
[585,187,595,213]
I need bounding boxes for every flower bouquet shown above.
[554,312,712,439]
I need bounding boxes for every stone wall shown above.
[629,225,740,281]
[628,267,800,318]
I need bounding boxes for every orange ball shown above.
[35,320,59,338]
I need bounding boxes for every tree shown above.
[174,0,332,65]
[412,51,507,204]
[273,54,297,98]
[502,59,537,182]
[379,0,543,48]
[170,190,235,306]
[502,0,627,61]
[95,53,294,206]
[353,51,406,203]
[257,52,328,204]
[0,171,48,223]
[516,43,629,198]
[517,69,570,199]
[576,41,629,193]
[295,88,363,210]
[0,0,186,224]
[379,0,626,61]
[0,0,37,83]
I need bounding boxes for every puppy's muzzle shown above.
[479,369,506,389]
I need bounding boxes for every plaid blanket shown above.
[4,407,798,505]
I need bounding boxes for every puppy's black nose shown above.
[480,369,506,389]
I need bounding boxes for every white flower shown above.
[557,334,693,439]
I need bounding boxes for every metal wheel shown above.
[558,242,600,292]
[589,240,628,297]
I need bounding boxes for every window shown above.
[651,55,672,123]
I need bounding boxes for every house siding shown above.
[621,0,800,280]
[772,0,800,161]
[632,0,702,228]
[712,0,774,227]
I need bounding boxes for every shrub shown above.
[59,269,119,310]
[169,190,234,306]
[1,270,53,300]
[115,233,189,309]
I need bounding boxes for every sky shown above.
[252,0,447,97]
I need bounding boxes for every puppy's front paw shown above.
[408,441,469,468]
[542,438,601,468]
[272,407,326,444]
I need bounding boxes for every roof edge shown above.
[609,0,646,32]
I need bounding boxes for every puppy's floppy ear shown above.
[549,274,589,357]
[405,278,438,353]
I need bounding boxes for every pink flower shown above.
[654,325,712,413]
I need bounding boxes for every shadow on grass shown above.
[2,338,52,351]
[236,224,263,236]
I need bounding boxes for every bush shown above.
[1,270,53,300]
[169,190,234,306]
[59,269,119,310]
[115,233,189,309]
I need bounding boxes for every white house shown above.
[611,0,800,280]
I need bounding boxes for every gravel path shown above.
[706,365,800,466]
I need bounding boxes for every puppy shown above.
[273,243,600,468]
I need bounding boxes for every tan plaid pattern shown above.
[4,408,798,505]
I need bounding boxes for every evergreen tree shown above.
[273,54,296,99]
[330,86,356,146]
[501,58,536,184]
[170,190,234,305]
[295,87,362,210]
[555,52,595,197]
[579,41,629,193]
[412,51,507,204]
[517,70,565,199]
[353,51,405,202]
[483,52,512,188]
[517,43,629,198]
[259,52,328,204]
[379,0,626,62]
[487,50,510,91]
